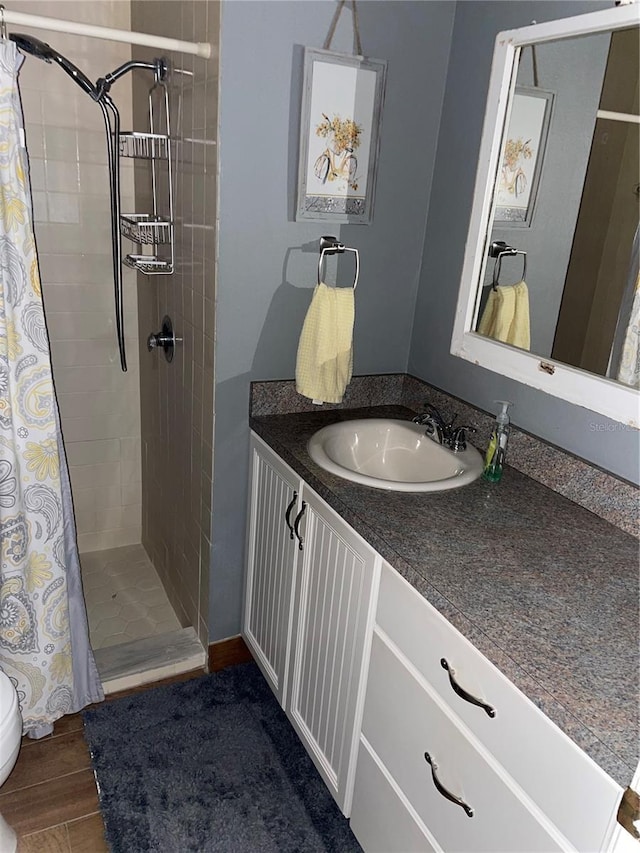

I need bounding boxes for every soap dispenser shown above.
[482,401,511,483]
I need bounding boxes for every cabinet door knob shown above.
[441,658,496,718]
[424,752,474,818]
[285,491,298,539]
[293,502,307,551]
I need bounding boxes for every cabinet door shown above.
[243,439,301,705]
[286,489,379,815]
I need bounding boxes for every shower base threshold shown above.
[94,626,206,695]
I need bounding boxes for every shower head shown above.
[9,33,54,61]
[10,33,100,100]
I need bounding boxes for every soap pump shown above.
[482,401,512,483]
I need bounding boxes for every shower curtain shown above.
[0,39,103,736]
[610,224,640,389]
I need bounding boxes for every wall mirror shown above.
[451,5,640,425]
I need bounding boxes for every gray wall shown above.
[211,1,455,639]
[409,0,640,485]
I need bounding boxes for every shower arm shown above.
[96,58,167,100]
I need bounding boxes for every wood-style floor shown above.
[2,669,207,853]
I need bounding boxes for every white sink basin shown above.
[307,418,483,492]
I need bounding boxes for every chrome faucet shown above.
[412,405,476,452]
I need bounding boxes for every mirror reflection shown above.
[475,26,640,390]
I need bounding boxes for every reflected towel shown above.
[478,280,530,350]
[295,282,355,404]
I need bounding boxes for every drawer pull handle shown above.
[441,658,496,718]
[285,491,298,539]
[424,752,474,817]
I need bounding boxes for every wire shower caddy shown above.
[119,66,174,274]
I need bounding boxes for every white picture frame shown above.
[296,48,387,225]
[494,87,554,227]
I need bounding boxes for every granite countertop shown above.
[250,405,639,789]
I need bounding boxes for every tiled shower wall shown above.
[130,1,219,647]
[14,1,142,552]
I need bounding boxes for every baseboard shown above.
[208,635,254,672]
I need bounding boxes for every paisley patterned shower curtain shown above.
[0,40,103,736]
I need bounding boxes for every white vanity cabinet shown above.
[244,436,626,851]
[243,434,380,813]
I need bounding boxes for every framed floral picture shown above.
[296,48,387,225]
[494,87,554,226]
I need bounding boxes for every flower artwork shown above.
[494,88,553,226]
[314,114,363,192]
[297,49,387,224]
[500,137,533,200]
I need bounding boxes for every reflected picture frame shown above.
[296,47,387,225]
[494,87,554,227]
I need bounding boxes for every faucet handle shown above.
[449,425,477,452]
[415,403,455,427]
[423,403,446,422]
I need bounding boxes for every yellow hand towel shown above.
[478,280,530,351]
[295,282,355,404]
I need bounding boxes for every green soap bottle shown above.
[482,401,511,483]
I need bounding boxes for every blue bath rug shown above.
[82,662,361,852]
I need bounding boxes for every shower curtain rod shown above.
[2,8,212,59]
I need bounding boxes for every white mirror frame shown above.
[451,4,640,427]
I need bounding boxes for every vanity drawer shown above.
[351,737,439,853]
[376,562,620,852]
[363,631,569,852]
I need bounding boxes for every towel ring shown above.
[318,244,360,290]
[491,245,527,291]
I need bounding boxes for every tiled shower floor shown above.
[81,544,181,649]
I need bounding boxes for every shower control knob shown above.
[147,331,172,349]
[147,315,180,363]
[147,332,167,348]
